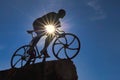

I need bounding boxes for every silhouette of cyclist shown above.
[28,9,66,58]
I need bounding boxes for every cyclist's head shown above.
[58,9,66,18]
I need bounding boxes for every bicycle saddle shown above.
[27,30,34,34]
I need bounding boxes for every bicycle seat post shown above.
[31,33,34,38]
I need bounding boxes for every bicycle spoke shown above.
[57,38,66,45]
[13,58,21,67]
[56,46,64,56]
[64,48,69,58]
[23,47,26,52]
[64,48,77,59]
[23,46,29,53]
[54,42,63,45]
[23,47,28,57]
[67,47,79,50]
[64,35,68,44]
[68,37,76,46]
[15,54,23,56]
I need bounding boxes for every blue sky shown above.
[0,0,120,80]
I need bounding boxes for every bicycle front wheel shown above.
[52,33,80,60]
[11,45,36,68]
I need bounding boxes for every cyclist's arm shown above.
[56,21,61,28]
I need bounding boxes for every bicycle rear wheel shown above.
[11,45,36,68]
[52,33,80,60]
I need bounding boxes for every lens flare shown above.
[45,24,55,34]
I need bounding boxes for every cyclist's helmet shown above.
[58,9,66,18]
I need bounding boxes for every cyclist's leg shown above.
[28,34,43,56]
[26,35,42,65]
[30,36,41,46]
[41,34,55,57]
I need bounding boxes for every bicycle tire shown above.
[52,33,80,60]
[11,45,36,68]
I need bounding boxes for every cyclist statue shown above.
[11,9,80,68]
[28,9,66,58]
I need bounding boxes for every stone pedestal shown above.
[0,59,78,80]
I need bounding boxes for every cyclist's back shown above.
[33,12,61,34]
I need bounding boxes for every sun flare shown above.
[45,24,56,34]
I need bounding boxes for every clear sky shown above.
[0,0,120,80]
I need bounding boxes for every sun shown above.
[45,24,56,34]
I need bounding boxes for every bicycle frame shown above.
[27,28,65,58]
[11,27,80,68]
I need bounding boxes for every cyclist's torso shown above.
[33,12,61,33]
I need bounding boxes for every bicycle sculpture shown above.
[11,25,81,68]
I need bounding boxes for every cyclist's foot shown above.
[40,50,50,58]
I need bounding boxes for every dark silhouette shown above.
[28,9,66,58]
[11,9,80,68]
